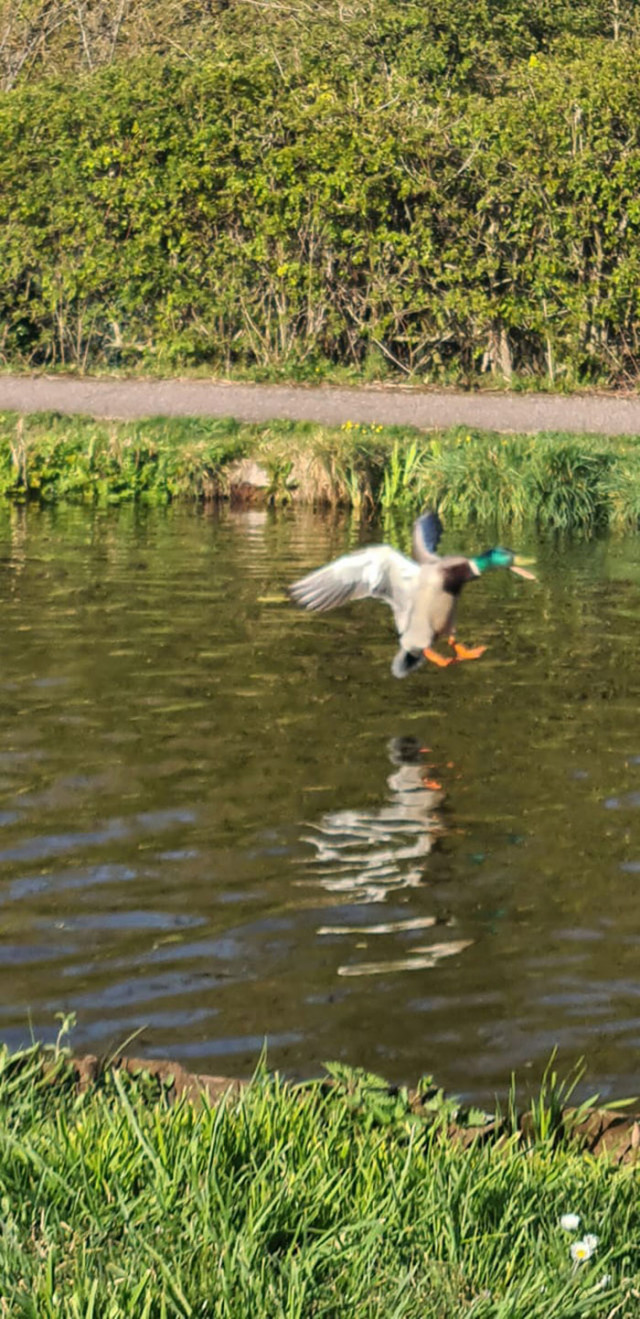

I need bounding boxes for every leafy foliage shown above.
[2,0,637,94]
[1,11,640,383]
[0,412,250,504]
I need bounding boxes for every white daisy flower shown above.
[570,1238,596,1265]
[560,1213,581,1232]
[583,1234,599,1251]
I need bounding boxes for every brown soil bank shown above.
[71,1053,640,1166]
[3,376,640,437]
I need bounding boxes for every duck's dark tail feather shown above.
[391,648,424,679]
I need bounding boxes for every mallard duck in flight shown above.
[289,511,535,678]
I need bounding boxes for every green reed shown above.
[3,412,640,532]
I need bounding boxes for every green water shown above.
[0,503,639,1104]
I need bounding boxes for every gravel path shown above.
[1,374,640,435]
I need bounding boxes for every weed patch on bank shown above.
[3,412,640,532]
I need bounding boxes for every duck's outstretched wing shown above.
[290,546,419,634]
[412,510,443,564]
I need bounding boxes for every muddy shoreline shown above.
[66,1053,640,1165]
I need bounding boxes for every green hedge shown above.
[2,27,640,383]
[2,0,634,97]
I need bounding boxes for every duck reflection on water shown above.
[299,737,472,976]
[301,737,445,904]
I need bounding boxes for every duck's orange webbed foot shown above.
[423,647,455,667]
[448,636,487,662]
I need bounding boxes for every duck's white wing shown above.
[290,546,419,635]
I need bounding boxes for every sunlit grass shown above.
[0,1041,638,1316]
[2,412,640,531]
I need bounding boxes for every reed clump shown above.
[3,411,640,532]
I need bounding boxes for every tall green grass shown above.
[406,433,622,531]
[0,1042,638,1316]
[3,412,640,531]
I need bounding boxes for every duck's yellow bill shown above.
[510,555,536,581]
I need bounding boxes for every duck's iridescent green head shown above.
[470,547,536,579]
[470,546,514,574]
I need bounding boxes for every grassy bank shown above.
[4,411,640,532]
[0,1043,638,1316]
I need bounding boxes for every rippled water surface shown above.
[1,503,640,1102]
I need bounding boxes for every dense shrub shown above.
[2,1,636,95]
[1,5,640,383]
